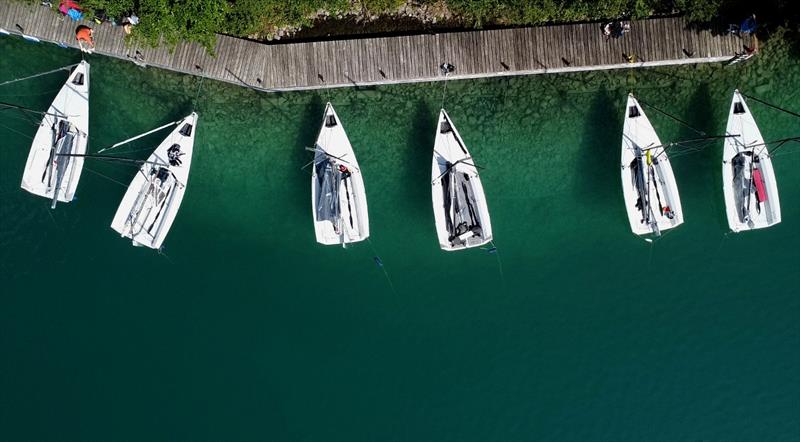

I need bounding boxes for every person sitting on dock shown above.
[75,25,94,53]
[440,63,455,75]
[740,14,757,35]
[603,22,612,39]
[121,13,139,35]
[728,14,757,37]
[742,34,759,57]
[603,21,631,40]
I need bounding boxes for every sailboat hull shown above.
[620,94,684,237]
[110,113,197,249]
[722,90,781,232]
[431,109,492,251]
[310,103,369,245]
[20,61,90,204]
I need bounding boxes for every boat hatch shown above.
[72,73,84,86]
[325,115,337,127]
[440,121,452,133]
[179,123,193,136]
[628,105,640,118]
[734,102,745,114]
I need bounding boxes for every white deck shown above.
[310,103,369,245]
[20,61,89,207]
[722,90,781,232]
[110,113,197,249]
[620,94,684,237]
[431,109,492,251]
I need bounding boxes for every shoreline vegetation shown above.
[26,0,800,52]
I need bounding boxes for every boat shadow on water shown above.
[573,88,627,227]
[287,94,325,228]
[672,82,729,232]
[403,99,437,220]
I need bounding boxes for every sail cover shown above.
[315,156,342,223]
[51,131,75,188]
[732,152,753,222]
[442,163,483,244]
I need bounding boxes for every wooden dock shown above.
[0,0,744,92]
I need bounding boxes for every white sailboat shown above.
[722,90,781,232]
[310,103,370,245]
[110,113,198,249]
[431,109,492,251]
[620,94,684,237]
[20,61,90,208]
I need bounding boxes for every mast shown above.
[634,145,660,236]
[743,148,757,223]
[48,121,69,209]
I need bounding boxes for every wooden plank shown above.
[567,23,579,66]
[529,26,539,68]
[230,39,247,81]
[558,23,571,67]
[641,18,654,62]
[262,46,275,86]
[583,23,596,67]
[571,23,593,66]
[654,18,665,59]
[212,36,234,78]
[666,18,678,59]
[669,17,682,60]
[526,27,537,70]
[575,23,587,66]
[580,24,593,66]
[537,25,551,69]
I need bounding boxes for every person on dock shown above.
[728,14,757,37]
[75,25,94,53]
[742,34,759,56]
[122,13,139,35]
[603,21,631,40]
[741,14,757,35]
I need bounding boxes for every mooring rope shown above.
[440,73,449,109]
[637,98,706,136]
[487,241,506,289]
[0,63,78,88]
[82,164,129,188]
[0,110,39,126]
[0,120,33,139]
[742,92,800,120]
[193,65,206,110]
[0,87,62,98]
[367,238,396,295]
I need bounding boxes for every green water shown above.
[1,35,799,441]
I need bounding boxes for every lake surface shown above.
[1,35,798,441]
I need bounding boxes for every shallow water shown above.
[1,35,799,440]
